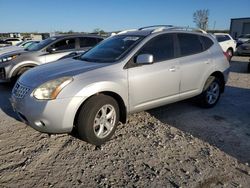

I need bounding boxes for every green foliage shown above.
[193,9,209,31]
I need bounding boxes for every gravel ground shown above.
[0,56,250,187]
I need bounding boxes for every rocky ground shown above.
[0,56,250,187]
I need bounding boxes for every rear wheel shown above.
[198,76,222,108]
[226,49,233,60]
[77,94,119,145]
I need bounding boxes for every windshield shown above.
[80,35,144,63]
[16,41,24,46]
[25,37,57,51]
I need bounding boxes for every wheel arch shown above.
[10,62,38,78]
[207,71,225,93]
[73,91,127,128]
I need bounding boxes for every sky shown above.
[0,0,249,33]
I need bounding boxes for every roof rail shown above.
[165,26,207,34]
[138,25,173,30]
[116,25,207,36]
[117,29,137,35]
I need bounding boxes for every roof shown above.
[53,34,105,39]
[120,29,154,36]
[231,17,250,20]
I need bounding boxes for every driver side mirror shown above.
[47,47,56,53]
[136,54,154,64]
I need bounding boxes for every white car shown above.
[214,33,236,59]
[0,38,23,47]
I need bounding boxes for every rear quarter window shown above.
[200,36,214,50]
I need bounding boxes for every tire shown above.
[77,94,119,145]
[11,67,31,83]
[198,76,222,108]
[226,49,233,60]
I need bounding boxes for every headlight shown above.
[33,77,73,100]
[0,54,19,63]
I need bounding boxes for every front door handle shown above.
[169,67,176,72]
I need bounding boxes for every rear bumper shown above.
[223,67,230,84]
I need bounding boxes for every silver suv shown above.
[11,26,230,145]
[0,34,104,82]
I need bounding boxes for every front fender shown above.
[9,61,39,78]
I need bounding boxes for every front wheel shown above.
[198,76,222,108]
[77,95,119,145]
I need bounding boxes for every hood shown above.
[0,49,26,58]
[240,42,250,47]
[18,58,111,87]
[0,46,22,56]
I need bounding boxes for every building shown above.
[0,32,21,39]
[230,17,250,39]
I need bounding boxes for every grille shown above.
[12,82,30,99]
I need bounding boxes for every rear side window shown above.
[200,36,214,50]
[138,34,175,62]
[80,37,100,48]
[224,35,231,40]
[216,35,230,42]
[6,38,20,41]
[177,33,203,57]
[50,38,76,51]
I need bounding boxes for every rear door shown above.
[78,37,103,52]
[44,37,76,63]
[177,33,211,97]
[128,33,181,112]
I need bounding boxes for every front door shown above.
[44,38,76,63]
[128,33,180,112]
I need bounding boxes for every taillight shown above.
[223,52,230,61]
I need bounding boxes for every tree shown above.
[67,30,74,34]
[193,9,209,31]
[92,28,105,34]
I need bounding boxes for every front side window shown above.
[80,35,143,63]
[138,34,175,62]
[50,38,76,51]
[178,33,203,57]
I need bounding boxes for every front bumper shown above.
[237,48,250,55]
[0,63,12,82]
[10,91,85,134]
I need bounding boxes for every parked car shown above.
[0,40,40,56]
[10,26,230,145]
[248,60,250,73]
[0,34,104,82]
[214,33,236,59]
[236,34,250,47]
[236,40,250,56]
[0,38,22,47]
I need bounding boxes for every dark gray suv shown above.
[0,34,104,82]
